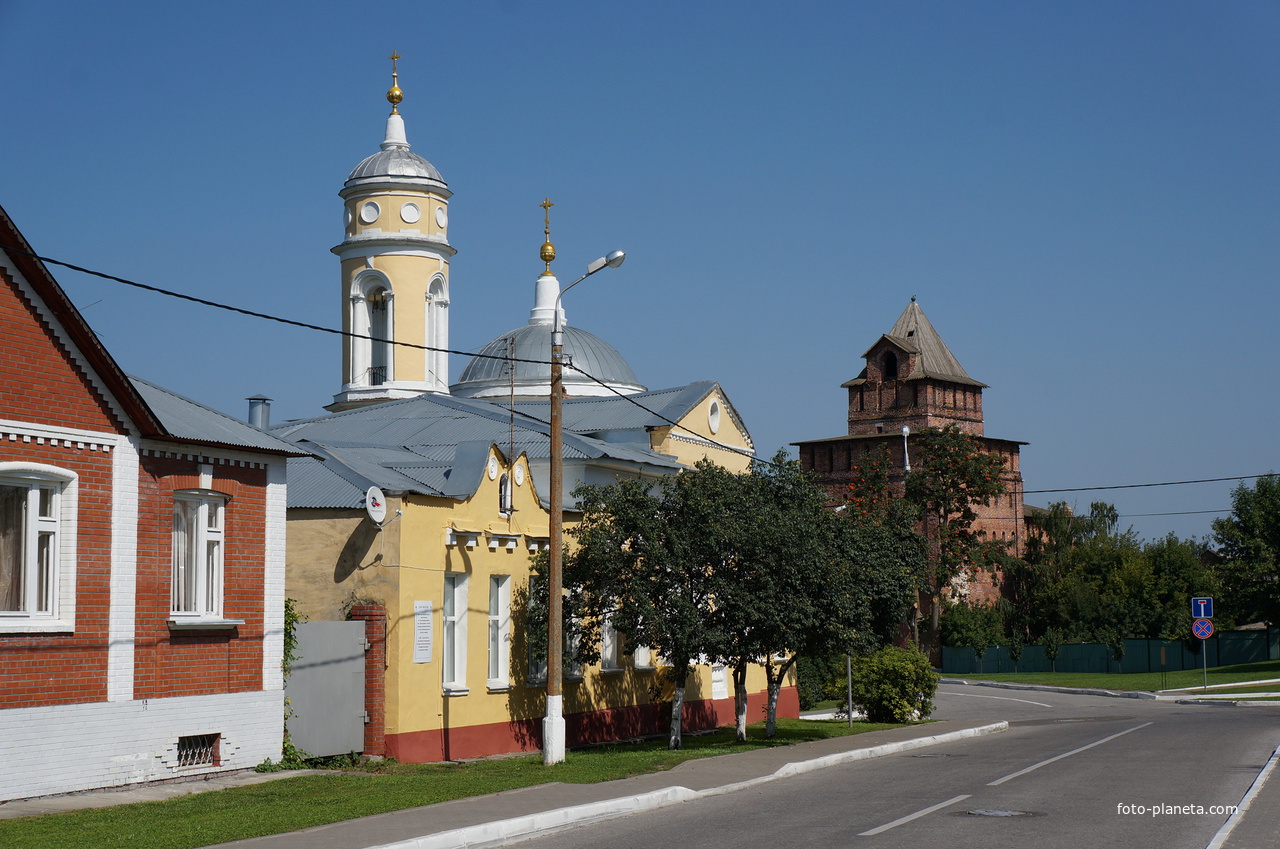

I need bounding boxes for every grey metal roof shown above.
[844,300,987,388]
[274,392,682,509]
[345,147,445,187]
[452,323,645,397]
[513,381,751,446]
[129,376,307,455]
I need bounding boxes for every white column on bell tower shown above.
[327,53,456,413]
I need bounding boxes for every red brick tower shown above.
[795,299,1026,604]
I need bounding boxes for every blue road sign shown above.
[1191,597,1214,619]
[1193,618,1214,639]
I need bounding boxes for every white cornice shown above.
[332,233,456,259]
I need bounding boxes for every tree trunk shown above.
[732,660,749,742]
[669,685,685,750]
[763,655,797,738]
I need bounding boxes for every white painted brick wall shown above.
[107,436,140,702]
[0,691,285,801]
[262,458,287,691]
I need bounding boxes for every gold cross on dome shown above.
[388,51,401,73]
[540,197,554,233]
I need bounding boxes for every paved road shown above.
[510,684,1280,849]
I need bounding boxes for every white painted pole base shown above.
[543,695,566,765]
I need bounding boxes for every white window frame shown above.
[350,272,395,388]
[601,613,621,672]
[487,574,511,690]
[443,572,468,693]
[0,464,76,629]
[170,490,227,622]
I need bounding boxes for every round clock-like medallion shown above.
[400,202,421,224]
[513,464,525,486]
[359,201,381,224]
[487,457,499,480]
[435,205,448,228]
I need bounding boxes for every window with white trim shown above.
[0,468,72,618]
[601,614,620,671]
[487,575,511,688]
[171,492,226,618]
[442,573,468,691]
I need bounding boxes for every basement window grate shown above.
[177,733,220,767]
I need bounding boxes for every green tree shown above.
[1212,475,1280,627]
[558,468,728,749]
[903,425,1008,659]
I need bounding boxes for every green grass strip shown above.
[0,718,899,849]
[950,659,1280,692]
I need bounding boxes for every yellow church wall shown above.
[344,190,450,240]
[286,445,795,764]
[649,390,753,473]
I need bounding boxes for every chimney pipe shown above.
[247,395,272,430]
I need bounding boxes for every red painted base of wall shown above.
[386,686,800,763]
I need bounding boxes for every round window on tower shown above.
[400,202,421,224]
[359,201,381,225]
[435,205,448,228]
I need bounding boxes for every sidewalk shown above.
[0,719,1006,849]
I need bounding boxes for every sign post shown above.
[1191,597,1215,691]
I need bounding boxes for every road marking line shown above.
[945,692,1053,707]
[987,722,1153,786]
[858,794,972,836]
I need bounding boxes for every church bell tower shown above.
[328,54,455,412]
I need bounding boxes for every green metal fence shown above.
[941,629,1279,675]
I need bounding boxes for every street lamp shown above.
[544,248,625,765]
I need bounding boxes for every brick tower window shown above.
[883,352,899,380]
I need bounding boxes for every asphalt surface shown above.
[2,682,1277,849]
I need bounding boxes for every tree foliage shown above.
[977,502,1217,650]
[552,451,923,747]
[1212,475,1280,627]
[902,425,1008,657]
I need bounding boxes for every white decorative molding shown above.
[447,529,479,549]
[107,436,140,703]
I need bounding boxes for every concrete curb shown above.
[367,722,1009,849]
[940,678,1159,700]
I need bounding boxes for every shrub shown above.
[848,645,938,723]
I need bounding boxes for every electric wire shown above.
[10,244,1272,491]
[4,243,769,465]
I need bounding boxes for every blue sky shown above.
[1,1,1276,542]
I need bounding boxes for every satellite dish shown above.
[365,486,388,525]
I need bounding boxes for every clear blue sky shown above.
[2,1,1276,543]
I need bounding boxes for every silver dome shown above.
[452,324,646,398]
[346,147,444,186]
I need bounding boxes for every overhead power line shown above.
[1025,474,1273,494]
[4,244,765,465]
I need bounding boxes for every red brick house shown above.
[0,205,303,801]
[793,299,1027,606]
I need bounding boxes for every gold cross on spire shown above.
[540,198,557,271]
[387,51,404,113]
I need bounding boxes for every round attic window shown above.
[708,400,722,434]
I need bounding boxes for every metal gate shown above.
[284,621,367,757]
